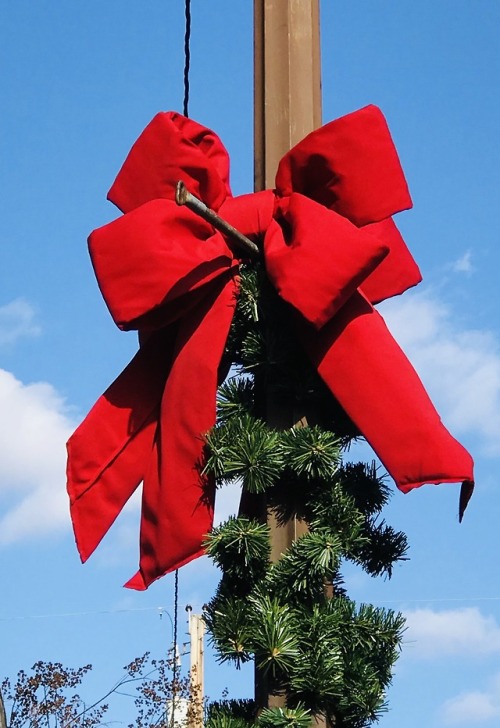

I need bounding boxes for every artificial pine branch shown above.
[249,595,300,680]
[203,258,409,726]
[257,704,312,728]
[204,517,270,584]
[280,427,341,481]
[217,378,256,422]
[203,587,254,668]
[204,415,283,493]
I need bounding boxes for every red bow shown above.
[67,106,474,590]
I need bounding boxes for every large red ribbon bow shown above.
[67,106,474,590]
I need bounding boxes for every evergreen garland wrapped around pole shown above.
[203,3,407,726]
[203,261,408,727]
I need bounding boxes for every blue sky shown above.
[1,1,500,725]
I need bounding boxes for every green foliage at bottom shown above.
[203,264,409,728]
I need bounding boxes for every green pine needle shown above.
[250,596,300,679]
[352,521,409,578]
[281,426,341,481]
[257,704,312,728]
[204,592,254,668]
[204,517,270,582]
[338,461,392,516]
[207,699,255,728]
[217,377,255,422]
[204,414,284,493]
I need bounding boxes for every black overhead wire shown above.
[173,567,180,673]
[169,3,191,721]
[183,0,191,116]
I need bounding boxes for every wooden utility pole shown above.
[253,0,323,709]
[0,691,7,728]
[254,0,322,191]
[253,0,322,564]
[188,613,205,728]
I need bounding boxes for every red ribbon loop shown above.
[275,104,412,226]
[265,193,390,329]
[108,112,231,213]
[89,200,234,330]
[67,106,474,589]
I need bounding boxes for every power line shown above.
[0,606,177,622]
[183,0,191,116]
[3,596,500,623]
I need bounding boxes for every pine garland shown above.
[203,263,408,728]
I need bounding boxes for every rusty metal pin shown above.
[175,180,260,259]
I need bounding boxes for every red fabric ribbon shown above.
[67,106,474,590]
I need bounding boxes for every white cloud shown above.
[380,289,500,456]
[0,298,40,345]
[441,673,500,724]
[450,250,474,275]
[403,607,500,658]
[0,368,75,543]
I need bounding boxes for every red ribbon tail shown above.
[66,332,173,561]
[459,479,475,522]
[124,572,147,591]
[302,291,474,494]
[68,413,158,563]
[130,274,238,589]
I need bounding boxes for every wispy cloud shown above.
[0,369,75,543]
[403,607,500,658]
[450,250,475,275]
[380,289,500,456]
[0,298,41,345]
[441,673,500,724]
[403,605,500,723]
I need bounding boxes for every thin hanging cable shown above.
[169,2,190,719]
[169,5,190,718]
[170,568,180,727]
[183,0,191,116]
[173,568,179,670]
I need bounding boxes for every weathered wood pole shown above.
[188,612,205,728]
[253,0,323,710]
[254,0,322,191]
[0,690,7,728]
[253,0,322,570]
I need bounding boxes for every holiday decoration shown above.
[67,105,474,589]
